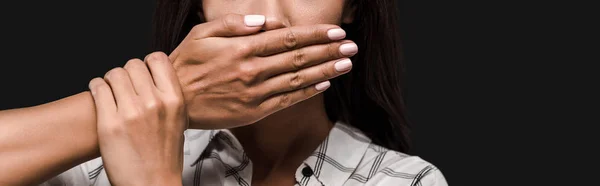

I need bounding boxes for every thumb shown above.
[169,14,264,62]
[88,78,117,122]
[188,14,265,40]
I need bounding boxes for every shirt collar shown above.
[300,122,371,186]
[184,121,372,186]
[186,129,246,166]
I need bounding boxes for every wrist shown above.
[152,179,182,186]
[139,173,182,186]
[161,175,182,186]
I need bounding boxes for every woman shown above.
[0,0,447,185]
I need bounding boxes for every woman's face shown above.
[200,0,354,29]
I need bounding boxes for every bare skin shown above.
[93,12,357,185]
[91,53,187,186]
[200,0,357,185]
[0,11,356,186]
[0,92,100,185]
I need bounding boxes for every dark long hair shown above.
[151,0,410,153]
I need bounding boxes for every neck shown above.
[230,94,333,182]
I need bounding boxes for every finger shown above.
[145,52,183,95]
[256,40,358,79]
[89,77,117,118]
[124,58,156,98]
[258,58,352,98]
[249,24,346,57]
[259,80,331,113]
[187,14,265,40]
[104,67,137,110]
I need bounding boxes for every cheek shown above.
[201,0,239,22]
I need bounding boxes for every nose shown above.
[250,0,290,31]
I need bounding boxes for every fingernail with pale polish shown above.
[88,80,99,96]
[334,59,352,72]
[315,81,331,91]
[327,28,346,40]
[244,15,266,27]
[339,43,358,56]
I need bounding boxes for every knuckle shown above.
[190,24,204,37]
[146,52,168,66]
[94,83,111,93]
[163,95,185,110]
[146,51,168,62]
[236,62,259,84]
[327,42,338,58]
[291,49,305,70]
[320,65,333,78]
[288,72,304,89]
[124,58,145,70]
[121,110,142,123]
[283,28,298,49]
[89,78,105,88]
[235,43,253,56]
[278,93,293,108]
[221,14,238,33]
[238,89,259,104]
[316,26,329,40]
[303,85,313,96]
[105,67,127,80]
[144,98,164,112]
[251,40,267,56]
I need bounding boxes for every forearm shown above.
[0,91,99,185]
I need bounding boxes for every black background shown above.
[0,0,585,185]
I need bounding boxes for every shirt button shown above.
[302,167,314,177]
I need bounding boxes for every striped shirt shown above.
[40,122,448,186]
